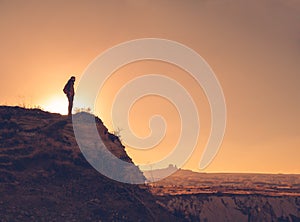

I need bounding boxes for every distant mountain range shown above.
[143,164,179,182]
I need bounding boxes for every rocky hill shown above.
[0,106,181,221]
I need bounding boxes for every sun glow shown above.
[43,95,69,115]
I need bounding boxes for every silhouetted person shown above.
[63,76,75,116]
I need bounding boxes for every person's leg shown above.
[68,96,74,116]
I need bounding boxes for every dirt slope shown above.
[0,106,181,222]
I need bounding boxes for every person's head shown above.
[71,76,76,82]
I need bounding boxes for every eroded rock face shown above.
[155,194,300,222]
[0,106,180,221]
[148,168,300,222]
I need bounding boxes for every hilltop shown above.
[0,106,181,221]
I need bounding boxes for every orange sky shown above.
[0,0,299,173]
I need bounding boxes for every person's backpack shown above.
[63,82,70,94]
